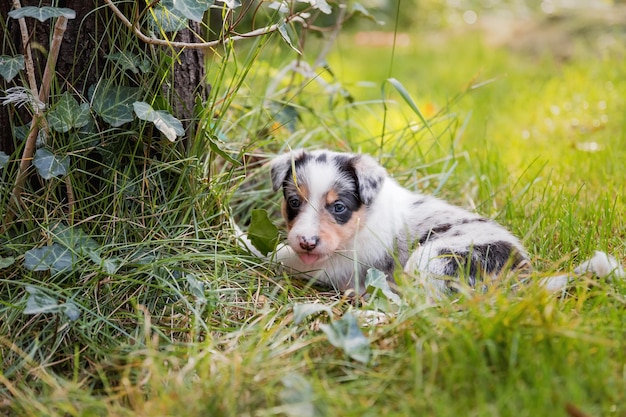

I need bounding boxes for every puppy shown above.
[238,149,624,295]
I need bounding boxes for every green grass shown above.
[2,23,626,417]
[327,31,626,261]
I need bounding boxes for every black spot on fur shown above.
[431,223,453,235]
[315,152,327,163]
[437,241,519,287]
[418,217,491,245]
[356,177,383,207]
[329,189,360,224]
[413,199,425,207]
[283,190,301,222]
[333,155,353,171]
[294,151,311,166]
[281,160,307,222]
[437,251,468,281]
[374,253,396,277]
[276,152,311,193]
[460,217,489,225]
[327,155,363,224]
[418,223,453,245]
[473,241,517,273]
[331,154,383,206]
[366,177,381,191]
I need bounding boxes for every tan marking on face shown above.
[317,205,367,254]
[325,189,339,206]
[284,179,367,256]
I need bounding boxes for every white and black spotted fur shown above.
[237,149,624,295]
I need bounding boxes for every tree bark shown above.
[171,21,209,129]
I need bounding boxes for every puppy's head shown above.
[270,149,387,265]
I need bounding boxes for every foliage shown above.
[7,6,76,22]
[1,1,626,416]
[0,56,24,82]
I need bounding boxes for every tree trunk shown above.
[170,21,209,131]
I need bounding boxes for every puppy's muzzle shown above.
[299,235,320,251]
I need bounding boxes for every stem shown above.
[5,14,71,224]
[39,16,69,103]
[103,0,306,50]
[11,0,39,110]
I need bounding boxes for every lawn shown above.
[2,10,626,417]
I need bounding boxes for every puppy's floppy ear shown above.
[269,149,305,191]
[352,154,387,205]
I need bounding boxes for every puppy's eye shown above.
[287,196,301,209]
[332,201,347,214]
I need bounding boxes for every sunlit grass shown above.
[326,31,626,262]
[330,32,626,189]
[2,21,626,417]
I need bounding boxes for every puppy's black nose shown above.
[299,236,319,251]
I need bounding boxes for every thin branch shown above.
[102,0,306,50]
[5,14,71,224]
[11,0,39,112]
[39,16,68,103]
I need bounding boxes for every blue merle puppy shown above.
[238,149,623,295]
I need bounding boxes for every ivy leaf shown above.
[51,223,121,274]
[63,301,81,321]
[172,0,214,23]
[133,101,184,141]
[86,247,121,274]
[296,0,331,14]
[23,286,81,321]
[71,119,100,151]
[8,6,76,22]
[24,243,74,273]
[279,373,317,417]
[186,273,207,304]
[0,151,8,169]
[351,4,385,25]
[51,223,100,256]
[293,303,333,325]
[364,268,402,310]
[24,286,58,314]
[0,256,16,269]
[100,257,121,274]
[48,92,91,132]
[247,209,280,256]
[90,84,140,127]
[106,52,151,74]
[269,2,289,13]
[222,0,242,9]
[33,148,69,180]
[13,125,29,141]
[0,55,24,82]
[277,23,302,55]
[147,5,188,32]
[320,311,371,364]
